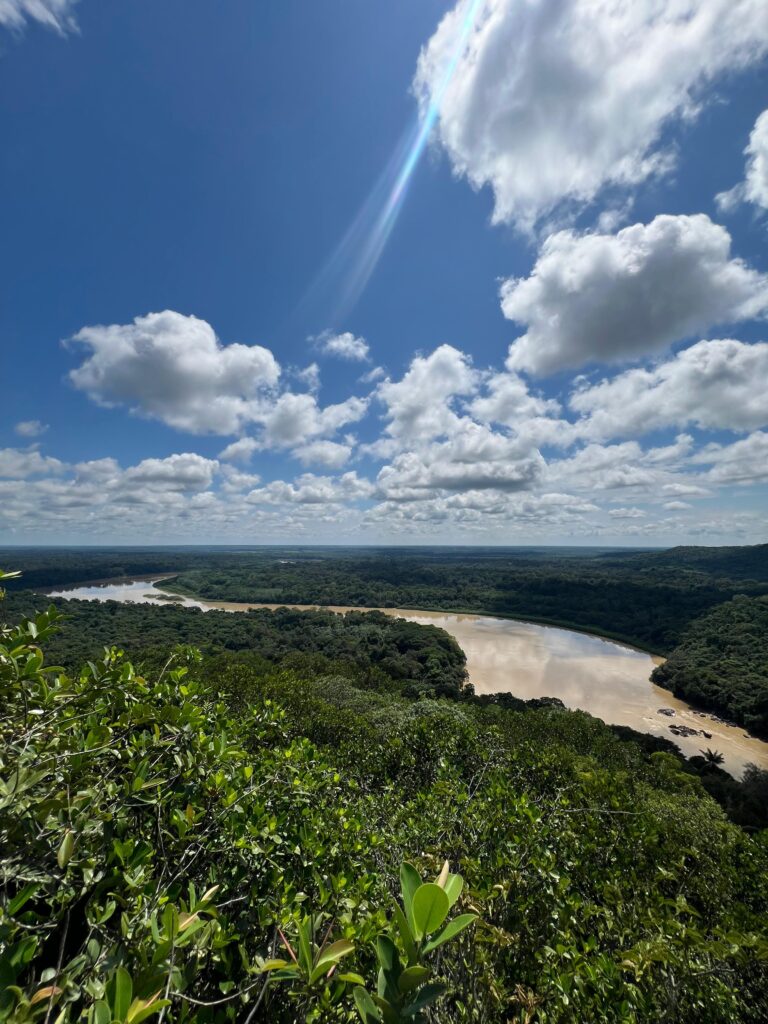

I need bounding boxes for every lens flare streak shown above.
[305,0,485,325]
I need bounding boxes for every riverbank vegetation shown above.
[2,571,768,1023]
[652,596,768,738]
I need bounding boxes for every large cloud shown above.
[377,345,477,444]
[414,0,768,229]
[570,339,768,439]
[718,108,768,213]
[69,311,281,434]
[0,0,77,32]
[502,216,768,375]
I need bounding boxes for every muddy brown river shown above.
[49,578,768,778]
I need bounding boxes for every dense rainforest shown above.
[652,596,768,738]
[2,567,768,1024]
[3,542,768,735]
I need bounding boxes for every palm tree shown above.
[700,748,725,767]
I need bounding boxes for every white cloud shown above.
[218,437,259,464]
[376,420,543,500]
[68,311,281,434]
[293,440,353,469]
[663,500,692,511]
[120,453,219,492]
[0,447,64,478]
[570,339,768,439]
[717,108,768,213]
[609,507,647,519]
[14,420,48,438]
[247,472,373,506]
[502,216,768,375]
[296,362,321,391]
[315,330,370,362]
[415,0,768,229]
[0,0,78,33]
[258,393,367,449]
[378,345,477,444]
[692,432,768,484]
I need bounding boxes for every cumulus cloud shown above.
[502,216,768,375]
[68,311,281,434]
[0,0,78,33]
[0,447,64,478]
[378,345,478,444]
[717,108,768,213]
[414,0,768,229]
[121,453,218,492]
[292,440,353,469]
[218,437,259,464]
[247,472,373,506]
[692,432,768,484]
[14,420,48,438]
[570,339,768,439]
[314,330,370,362]
[258,393,367,449]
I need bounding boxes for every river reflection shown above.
[47,579,768,779]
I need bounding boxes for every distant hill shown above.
[601,544,768,583]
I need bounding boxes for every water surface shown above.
[48,578,768,778]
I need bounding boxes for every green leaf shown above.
[411,884,449,940]
[126,995,170,1024]
[398,965,430,994]
[309,939,354,984]
[403,982,446,1016]
[8,883,39,916]
[392,903,418,966]
[399,862,420,921]
[375,935,400,975]
[443,873,463,908]
[353,986,382,1024]
[92,1000,111,1024]
[296,917,313,975]
[423,913,478,953]
[337,973,366,985]
[57,831,75,869]
[110,968,132,1023]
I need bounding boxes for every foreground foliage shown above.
[2,573,768,1022]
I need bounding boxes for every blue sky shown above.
[1,0,767,545]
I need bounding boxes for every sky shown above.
[1,0,767,547]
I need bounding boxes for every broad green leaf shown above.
[309,939,354,984]
[423,913,478,953]
[398,965,430,994]
[411,883,449,940]
[392,903,418,966]
[443,873,463,908]
[92,1000,111,1024]
[110,968,132,1023]
[399,862,420,921]
[337,973,365,985]
[353,986,382,1024]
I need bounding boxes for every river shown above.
[48,578,768,779]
